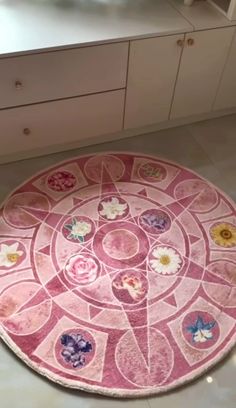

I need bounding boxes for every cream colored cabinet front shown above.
[214,28,236,111]
[0,90,125,159]
[0,42,128,109]
[124,34,184,129]
[170,27,235,119]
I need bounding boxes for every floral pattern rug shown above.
[0,152,236,397]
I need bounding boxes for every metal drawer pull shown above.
[15,80,23,90]
[23,128,31,135]
[187,38,194,46]
[177,39,184,47]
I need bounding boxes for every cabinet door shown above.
[171,27,234,119]
[214,29,236,110]
[124,34,184,129]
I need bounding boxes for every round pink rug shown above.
[0,152,236,397]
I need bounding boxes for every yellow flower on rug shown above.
[210,222,236,248]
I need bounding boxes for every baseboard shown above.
[0,107,236,165]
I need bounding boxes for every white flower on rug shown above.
[150,246,182,275]
[0,243,23,268]
[99,197,128,220]
[64,219,92,242]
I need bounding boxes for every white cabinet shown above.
[0,43,128,109]
[214,29,236,110]
[124,34,184,129]
[170,27,235,119]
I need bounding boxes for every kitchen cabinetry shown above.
[170,28,235,119]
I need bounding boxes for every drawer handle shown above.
[176,39,184,47]
[187,38,194,46]
[23,128,31,135]
[15,80,23,90]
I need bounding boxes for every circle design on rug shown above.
[112,270,148,304]
[0,152,236,397]
[139,209,171,235]
[116,328,173,387]
[64,254,100,285]
[182,311,220,349]
[98,196,129,221]
[149,246,183,276]
[103,230,139,260]
[210,222,236,248]
[138,161,167,182]
[84,155,125,183]
[55,328,95,369]
[93,221,149,269]
[62,216,95,243]
[0,240,26,270]
[47,170,77,192]
[3,192,50,228]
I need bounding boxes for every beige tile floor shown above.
[0,114,236,408]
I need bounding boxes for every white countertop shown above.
[0,0,194,57]
[1,0,235,58]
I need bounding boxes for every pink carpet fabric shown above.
[0,152,236,397]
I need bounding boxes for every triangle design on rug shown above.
[89,305,103,320]
[38,245,51,256]
[189,235,201,245]
[163,294,177,308]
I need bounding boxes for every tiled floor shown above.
[0,114,236,408]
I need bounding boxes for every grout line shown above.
[122,41,131,130]
[146,398,152,408]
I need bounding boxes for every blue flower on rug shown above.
[187,316,216,343]
[61,333,92,368]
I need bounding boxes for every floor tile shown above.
[148,347,236,408]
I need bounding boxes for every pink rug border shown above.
[0,151,235,398]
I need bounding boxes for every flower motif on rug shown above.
[47,171,76,192]
[138,162,167,182]
[140,210,171,234]
[64,218,92,242]
[113,274,145,302]
[65,254,99,285]
[0,242,23,268]
[60,333,92,368]
[210,222,236,248]
[141,164,163,180]
[150,246,182,275]
[187,316,216,343]
[99,197,128,220]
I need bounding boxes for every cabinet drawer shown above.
[0,43,128,109]
[0,90,125,157]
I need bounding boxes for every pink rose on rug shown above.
[65,254,99,285]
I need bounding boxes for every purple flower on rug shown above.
[60,333,92,368]
[187,316,216,343]
[141,213,168,231]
